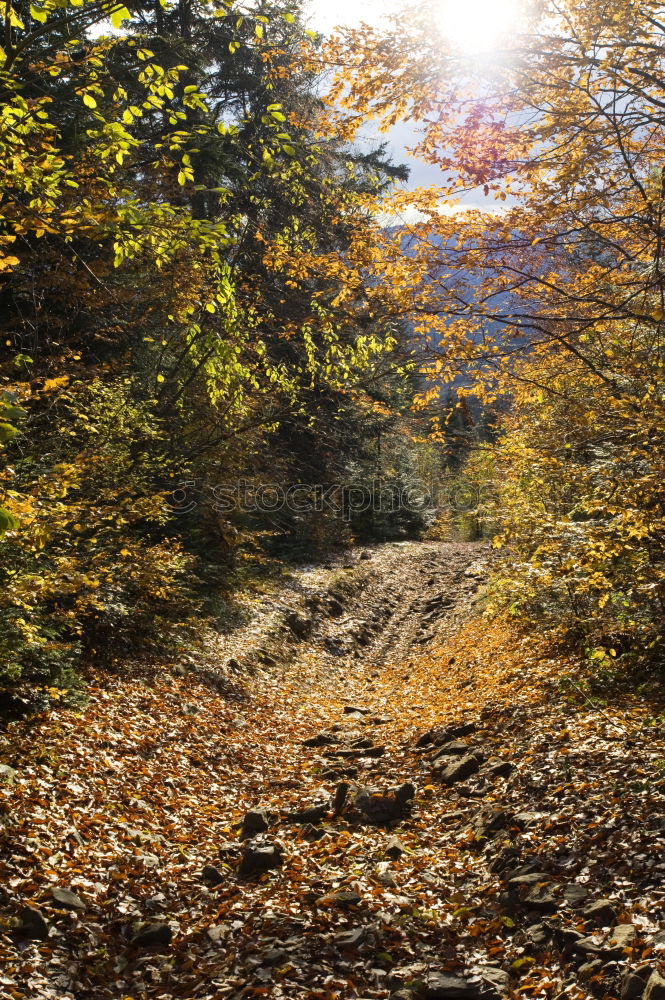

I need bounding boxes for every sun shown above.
[438,0,523,54]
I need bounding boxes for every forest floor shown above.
[1,541,664,1000]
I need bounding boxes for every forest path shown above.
[1,543,663,1000]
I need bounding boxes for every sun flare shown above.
[438,0,523,54]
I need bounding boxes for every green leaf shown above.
[0,423,19,444]
[0,507,18,535]
[0,403,27,420]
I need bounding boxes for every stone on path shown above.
[201,865,225,887]
[132,922,172,947]
[583,898,618,925]
[241,809,270,839]
[644,972,665,1000]
[50,887,85,910]
[434,753,483,785]
[385,836,406,859]
[18,906,49,940]
[238,843,283,877]
[288,802,329,824]
[424,971,490,998]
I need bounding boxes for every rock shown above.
[359,551,372,560]
[285,612,313,638]
[324,637,346,656]
[241,809,270,839]
[524,884,557,914]
[218,840,242,860]
[513,811,539,828]
[238,844,284,877]
[574,936,606,957]
[583,898,618,925]
[644,972,665,1000]
[395,782,416,806]
[327,598,345,617]
[344,705,370,715]
[364,745,386,758]
[527,922,553,947]
[435,722,477,743]
[300,824,327,842]
[0,764,18,783]
[201,865,225,887]
[479,966,510,997]
[619,967,653,1000]
[508,872,552,888]
[333,781,350,814]
[261,947,288,965]
[473,807,510,839]
[554,926,583,954]
[622,972,649,1000]
[132,922,172,947]
[50,887,85,910]
[328,748,358,759]
[578,959,604,980]
[318,890,362,908]
[302,733,337,748]
[416,729,435,748]
[18,906,49,940]
[385,836,406,859]
[435,753,483,785]
[489,846,521,873]
[483,759,515,779]
[432,740,470,760]
[355,782,415,825]
[562,883,588,908]
[288,802,329,824]
[608,924,637,954]
[424,972,483,998]
[183,703,199,715]
[335,926,368,946]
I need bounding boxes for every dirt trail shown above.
[1,541,664,1000]
[200,540,488,690]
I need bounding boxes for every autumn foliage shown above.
[1,0,664,699]
[0,0,433,696]
[322,0,665,671]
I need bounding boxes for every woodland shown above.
[0,1,664,999]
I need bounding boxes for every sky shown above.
[304,0,450,193]
[303,0,525,206]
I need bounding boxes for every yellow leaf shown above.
[110,5,131,29]
[82,93,97,109]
